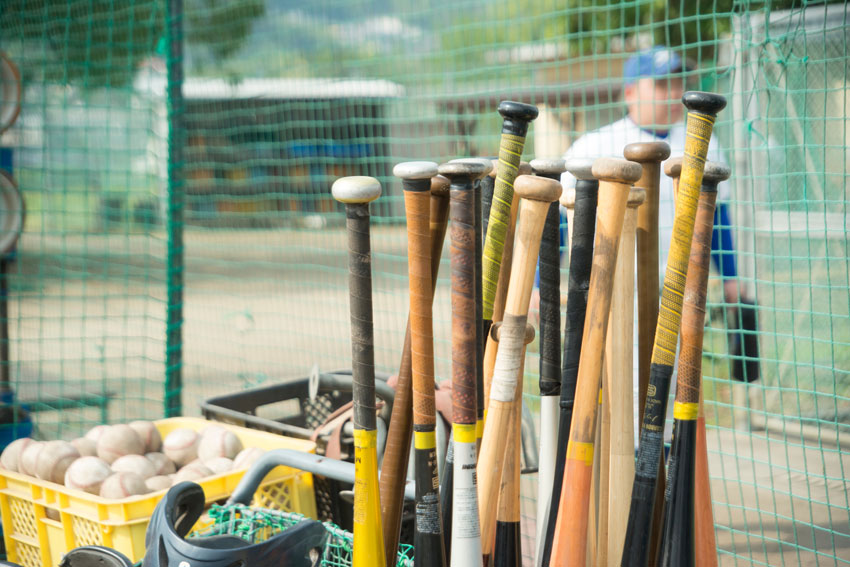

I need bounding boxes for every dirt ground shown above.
[9,227,850,565]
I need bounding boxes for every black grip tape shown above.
[538,201,562,396]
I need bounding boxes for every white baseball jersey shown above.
[560,115,730,442]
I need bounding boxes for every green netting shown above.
[0,0,848,565]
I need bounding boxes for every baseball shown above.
[99,472,149,499]
[19,442,44,476]
[35,441,80,484]
[173,463,213,484]
[145,475,173,492]
[96,424,144,464]
[204,457,233,475]
[198,426,243,462]
[162,428,200,467]
[84,425,109,443]
[146,452,176,476]
[64,457,112,494]
[232,447,265,470]
[1,438,34,472]
[71,437,97,457]
[129,421,162,453]
[111,454,156,480]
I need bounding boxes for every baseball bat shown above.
[482,161,532,417]
[332,176,386,567]
[381,169,450,564]
[493,322,536,567]
[549,157,642,566]
[606,185,647,564]
[624,141,672,563]
[529,158,567,559]
[478,174,561,565]
[657,161,730,567]
[620,91,727,567]
[539,158,599,566]
[399,161,446,567]
[664,156,719,567]
[440,159,492,566]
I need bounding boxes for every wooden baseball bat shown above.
[625,141,672,564]
[529,158,567,560]
[657,161,730,567]
[478,174,561,566]
[482,161,532,418]
[620,91,727,567]
[442,159,493,558]
[492,321,535,567]
[664,156,719,567]
[331,176,386,567]
[549,157,642,566]
[399,161,446,567]
[605,185,647,564]
[539,159,598,566]
[380,169,449,564]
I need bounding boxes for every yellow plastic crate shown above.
[0,417,318,567]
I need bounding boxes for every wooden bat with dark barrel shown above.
[398,161,447,567]
[620,91,727,567]
[380,167,449,565]
[549,157,642,566]
[657,161,730,567]
[439,159,492,566]
[331,176,386,567]
[478,174,561,566]
[529,158,567,559]
[624,141,671,564]
[493,321,536,567]
[539,158,599,566]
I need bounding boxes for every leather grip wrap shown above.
[345,203,377,432]
[451,182,477,425]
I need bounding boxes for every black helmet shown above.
[59,546,134,567]
[142,482,328,567]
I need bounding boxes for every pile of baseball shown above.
[0,422,266,499]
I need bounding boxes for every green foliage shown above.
[0,0,264,89]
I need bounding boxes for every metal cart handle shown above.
[227,448,416,506]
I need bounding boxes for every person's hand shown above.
[528,288,541,328]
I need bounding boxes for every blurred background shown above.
[0,1,848,564]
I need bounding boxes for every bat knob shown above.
[448,158,494,180]
[628,187,647,208]
[491,321,535,344]
[559,187,576,209]
[393,161,439,181]
[498,100,539,123]
[437,160,490,184]
[702,161,731,185]
[623,142,671,163]
[430,174,451,196]
[591,157,642,185]
[664,156,683,180]
[564,157,596,181]
[487,159,499,179]
[514,174,562,203]
[682,91,727,115]
[530,158,567,179]
[518,161,533,176]
[331,176,382,204]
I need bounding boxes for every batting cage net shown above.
[0,0,848,564]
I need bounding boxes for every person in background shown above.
[555,46,762,434]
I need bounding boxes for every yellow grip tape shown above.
[353,428,377,449]
[453,423,477,444]
[353,442,386,567]
[673,402,700,421]
[414,430,436,450]
[567,441,594,467]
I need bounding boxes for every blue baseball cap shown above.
[623,47,686,84]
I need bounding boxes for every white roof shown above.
[136,75,404,100]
